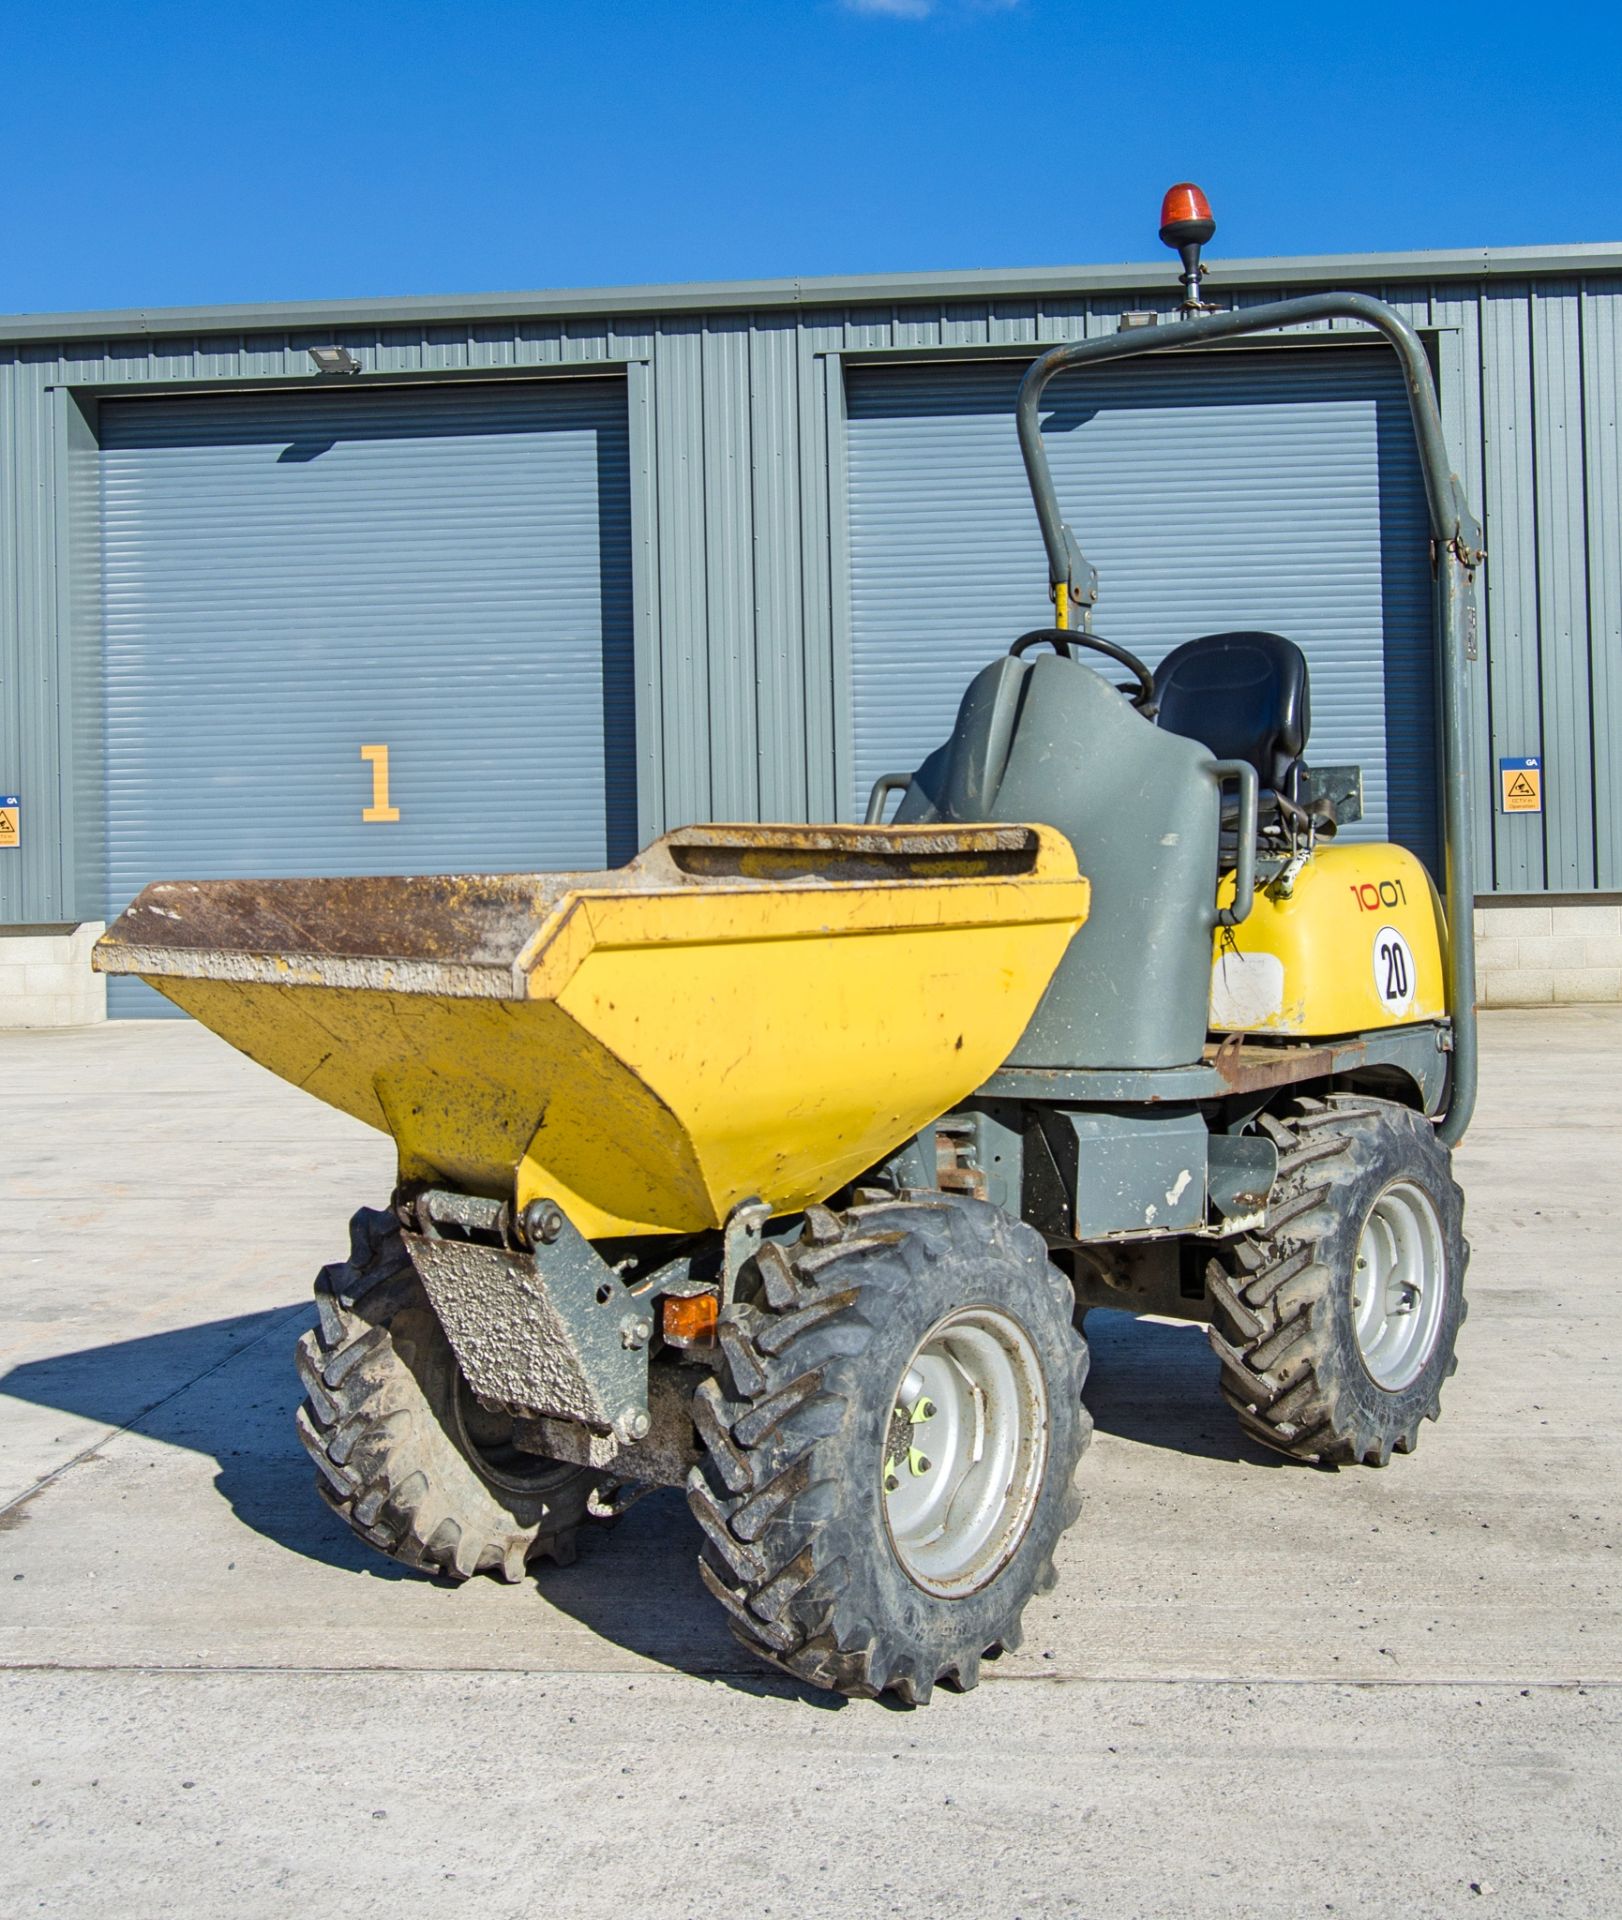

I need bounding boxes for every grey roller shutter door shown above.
[846,348,1435,868]
[97,378,634,1014]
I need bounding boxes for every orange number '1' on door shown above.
[360,744,400,822]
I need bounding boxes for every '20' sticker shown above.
[1373,926,1416,1016]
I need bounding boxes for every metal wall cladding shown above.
[96,379,634,1010]
[2,263,1621,929]
[845,347,1435,867]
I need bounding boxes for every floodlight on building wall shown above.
[308,345,362,375]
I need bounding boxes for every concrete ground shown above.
[1,1013,1617,1919]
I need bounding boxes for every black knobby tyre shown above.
[687,1193,1092,1703]
[295,1206,602,1581]
[1206,1095,1468,1466]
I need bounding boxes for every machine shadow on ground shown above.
[1080,1310,1289,1468]
[0,1300,1287,1685]
[0,1305,419,1582]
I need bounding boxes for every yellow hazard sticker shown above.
[1499,757,1542,814]
[0,797,18,849]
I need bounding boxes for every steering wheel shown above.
[1010,627,1156,712]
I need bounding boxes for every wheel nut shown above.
[884,1473,900,1493]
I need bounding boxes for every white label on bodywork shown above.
[1373,925,1416,1016]
[1209,949,1286,1028]
[1166,1168,1192,1207]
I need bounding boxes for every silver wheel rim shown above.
[882,1307,1049,1598]
[1352,1180,1447,1391]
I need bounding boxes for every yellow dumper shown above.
[103,823,1088,1238]
[97,202,1482,1703]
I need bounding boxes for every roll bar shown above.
[1015,292,1483,1143]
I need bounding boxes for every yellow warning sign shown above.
[0,797,18,850]
[1499,757,1542,814]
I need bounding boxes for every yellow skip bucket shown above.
[95,824,1089,1237]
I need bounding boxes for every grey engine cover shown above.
[896,650,1224,1070]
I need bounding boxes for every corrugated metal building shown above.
[2,241,1620,1016]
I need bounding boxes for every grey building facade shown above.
[2,241,1620,1016]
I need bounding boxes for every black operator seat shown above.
[1151,630,1311,812]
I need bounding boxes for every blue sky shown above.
[4,0,1616,315]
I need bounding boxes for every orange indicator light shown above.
[662,1292,719,1347]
